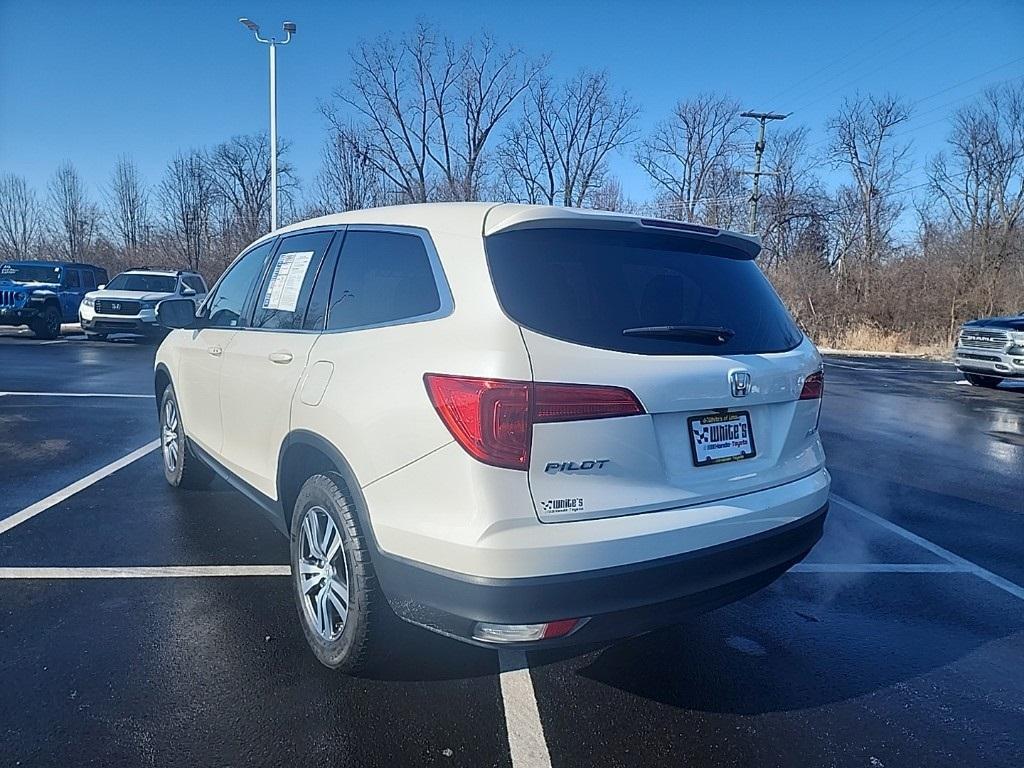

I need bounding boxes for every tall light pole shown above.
[239,17,296,233]
[740,111,787,235]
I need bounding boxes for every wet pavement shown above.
[1,332,1022,767]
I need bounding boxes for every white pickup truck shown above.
[954,315,1024,387]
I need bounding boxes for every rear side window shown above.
[485,227,803,356]
[82,270,96,290]
[183,275,206,293]
[252,231,334,331]
[327,230,442,332]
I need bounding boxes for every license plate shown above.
[688,411,756,466]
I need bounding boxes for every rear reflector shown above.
[799,370,824,400]
[472,618,586,643]
[424,374,644,470]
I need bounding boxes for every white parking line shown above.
[831,493,1024,601]
[0,391,154,398]
[0,565,290,578]
[791,562,971,573]
[0,440,159,536]
[498,650,553,768]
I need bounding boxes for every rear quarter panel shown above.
[289,229,535,556]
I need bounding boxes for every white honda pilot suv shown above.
[154,203,829,671]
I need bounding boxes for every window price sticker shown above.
[262,251,315,313]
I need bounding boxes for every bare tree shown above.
[159,151,214,272]
[0,174,43,259]
[757,127,828,267]
[48,161,100,261]
[928,82,1024,328]
[322,24,542,203]
[313,127,389,213]
[584,176,635,213]
[635,94,748,224]
[206,133,295,244]
[500,71,638,207]
[826,93,911,275]
[106,156,150,259]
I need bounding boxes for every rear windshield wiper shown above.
[621,325,736,344]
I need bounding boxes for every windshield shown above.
[106,273,178,293]
[485,227,804,356]
[0,263,62,283]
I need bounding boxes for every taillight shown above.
[533,382,644,423]
[423,374,644,470]
[799,370,824,400]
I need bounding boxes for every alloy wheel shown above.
[297,505,350,641]
[161,399,180,473]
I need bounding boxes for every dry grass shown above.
[816,324,951,359]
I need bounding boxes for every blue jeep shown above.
[0,260,109,339]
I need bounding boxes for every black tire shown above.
[965,373,1002,388]
[158,385,214,490]
[32,305,61,340]
[289,472,390,672]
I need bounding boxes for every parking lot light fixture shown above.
[238,17,296,233]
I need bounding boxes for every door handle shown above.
[269,351,293,364]
[207,346,222,357]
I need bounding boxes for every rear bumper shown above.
[376,502,827,648]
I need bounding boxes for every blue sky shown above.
[1,0,1022,212]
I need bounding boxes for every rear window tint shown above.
[485,227,803,356]
[327,230,442,332]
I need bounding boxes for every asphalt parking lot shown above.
[1,330,1022,767]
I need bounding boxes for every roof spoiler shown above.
[483,205,761,260]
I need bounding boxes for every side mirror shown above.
[157,298,198,329]
[180,285,197,297]
[97,284,106,290]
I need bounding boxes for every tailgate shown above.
[483,217,825,523]
[524,330,824,522]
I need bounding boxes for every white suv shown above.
[80,268,207,340]
[154,203,829,671]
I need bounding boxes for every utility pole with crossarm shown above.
[740,111,788,235]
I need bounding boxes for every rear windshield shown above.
[106,273,178,293]
[485,227,803,356]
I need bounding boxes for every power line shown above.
[759,3,938,108]
[799,71,1024,156]
[907,57,1024,109]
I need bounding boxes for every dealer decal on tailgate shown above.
[540,497,585,514]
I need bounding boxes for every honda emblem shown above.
[730,371,751,397]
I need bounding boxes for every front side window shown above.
[204,241,275,328]
[64,269,80,288]
[252,231,335,331]
[106,273,177,293]
[327,230,442,332]
[486,227,803,356]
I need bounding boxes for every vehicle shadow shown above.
[530,574,1024,715]
[169,484,500,683]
